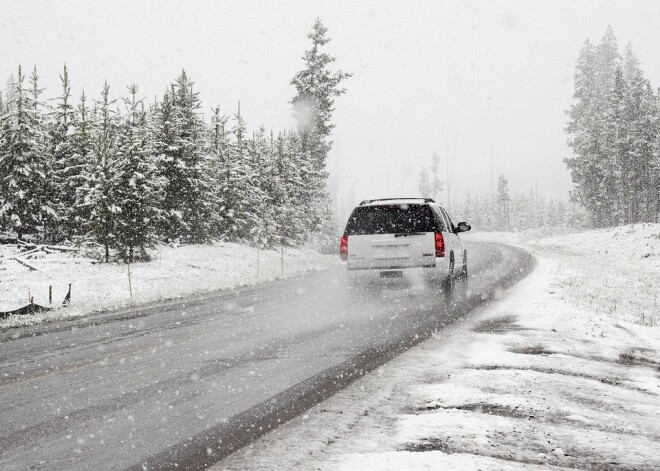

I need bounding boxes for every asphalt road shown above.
[0,241,534,470]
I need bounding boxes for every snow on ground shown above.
[466,224,660,326]
[218,225,660,470]
[0,243,336,329]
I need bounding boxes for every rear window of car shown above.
[344,204,438,236]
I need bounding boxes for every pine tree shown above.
[50,64,78,239]
[291,18,350,238]
[595,26,620,95]
[71,91,95,236]
[556,201,568,226]
[207,106,229,239]
[113,84,163,261]
[652,92,660,221]
[622,45,657,223]
[418,168,430,196]
[0,90,9,234]
[155,71,212,243]
[565,39,599,223]
[291,19,351,164]
[496,174,510,231]
[219,104,258,241]
[281,130,309,242]
[601,66,627,226]
[3,75,17,111]
[0,65,50,240]
[430,151,443,201]
[152,88,178,239]
[546,199,559,227]
[85,82,120,261]
[271,131,303,245]
[30,66,57,241]
[247,126,278,247]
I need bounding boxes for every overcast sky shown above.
[2,0,660,217]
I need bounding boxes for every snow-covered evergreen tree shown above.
[565,38,601,225]
[50,64,78,239]
[218,104,258,241]
[601,66,627,226]
[595,26,620,95]
[496,174,510,231]
[0,65,50,240]
[155,71,213,243]
[430,152,443,202]
[652,94,660,221]
[418,168,431,197]
[291,18,350,237]
[622,45,657,223]
[566,27,659,226]
[291,19,351,165]
[85,83,120,261]
[247,127,278,247]
[270,131,301,244]
[70,91,95,236]
[281,130,309,242]
[113,84,163,261]
[207,106,229,239]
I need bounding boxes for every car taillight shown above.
[435,232,445,257]
[340,235,348,261]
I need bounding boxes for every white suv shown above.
[340,198,471,295]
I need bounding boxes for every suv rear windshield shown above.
[345,204,438,236]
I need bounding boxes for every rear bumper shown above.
[347,262,436,271]
[346,255,451,272]
[344,264,450,288]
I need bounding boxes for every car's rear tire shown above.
[454,265,468,303]
[442,270,454,297]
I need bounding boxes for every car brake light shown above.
[340,235,348,261]
[435,232,445,257]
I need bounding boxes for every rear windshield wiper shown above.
[394,232,426,237]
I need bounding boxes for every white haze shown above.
[2,0,660,220]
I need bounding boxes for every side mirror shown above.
[456,222,471,233]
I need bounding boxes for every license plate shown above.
[380,271,403,278]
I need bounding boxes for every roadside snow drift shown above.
[0,243,336,329]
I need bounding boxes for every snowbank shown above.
[535,223,660,258]
[0,243,336,329]
[468,224,660,326]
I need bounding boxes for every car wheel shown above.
[442,270,454,297]
[455,265,468,303]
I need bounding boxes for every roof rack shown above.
[359,197,435,206]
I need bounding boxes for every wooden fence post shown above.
[127,263,133,300]
[256,246,260,279]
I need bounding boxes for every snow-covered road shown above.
[0,241,532,470]
[218,227,660,470]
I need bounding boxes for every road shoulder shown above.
[1,243,336,331]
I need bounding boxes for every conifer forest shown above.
[0,19,350,262]
[565,26,660,227]
[423,26,660,232]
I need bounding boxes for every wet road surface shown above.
[0,241,533,470]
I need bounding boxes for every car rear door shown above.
[345,204,438,270]
[439,207,463,269]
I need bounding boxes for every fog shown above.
[2,0,659,219]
